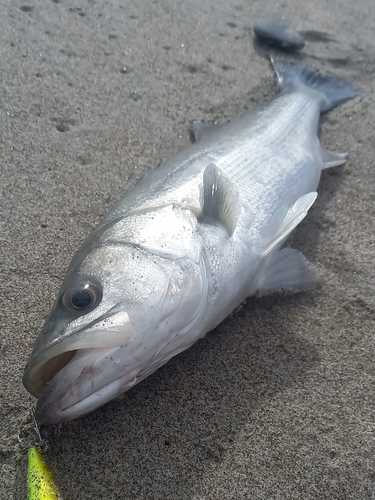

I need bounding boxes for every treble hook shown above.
[31,407,47,449]
[17,407,48,451]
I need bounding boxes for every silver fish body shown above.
[23,61,358,425]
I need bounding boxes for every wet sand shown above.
[1,0,374,498]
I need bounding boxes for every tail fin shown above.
[271,58,359,112]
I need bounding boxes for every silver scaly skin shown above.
[23,60,358,425]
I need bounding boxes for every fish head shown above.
[23,235,207,425]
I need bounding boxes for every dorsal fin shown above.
[188,120,222,143]
[199,164,241,236]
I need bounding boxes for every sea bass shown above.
[23,61,358,425]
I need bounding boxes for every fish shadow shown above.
[37,290,320,500]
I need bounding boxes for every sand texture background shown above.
[1,0,374,498]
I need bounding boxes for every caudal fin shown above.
[271,58,359,112]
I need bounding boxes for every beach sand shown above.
[1,0,374,498]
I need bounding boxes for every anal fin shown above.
[199,163,241,236]
[321,148,348,169]
[264,192,317,256]
[258,248,320,294]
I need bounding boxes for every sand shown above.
[1,0,374,498]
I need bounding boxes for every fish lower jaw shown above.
[36,373,138,426]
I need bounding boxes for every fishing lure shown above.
[27,446,59,500]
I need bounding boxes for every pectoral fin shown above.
[258,248,320,293]
[199,163,241,236]
[264,192,317,256]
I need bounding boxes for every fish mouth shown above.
[23,309,138,425]
[25,346,138,426]
[23,350,78,398]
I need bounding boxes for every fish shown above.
[23,60,358,425]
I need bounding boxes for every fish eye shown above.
[71,289,93,309]
[62,282,101,312]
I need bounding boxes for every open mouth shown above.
[23,350,77,398]
[23,344,138,426]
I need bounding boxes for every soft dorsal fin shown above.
[189,120,222,143]
[199,163,241,236]
[264,192,317,255]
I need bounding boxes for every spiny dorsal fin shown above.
[264,192,317,256]
[199,163,241,236]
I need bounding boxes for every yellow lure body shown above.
[27,447,59,499]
